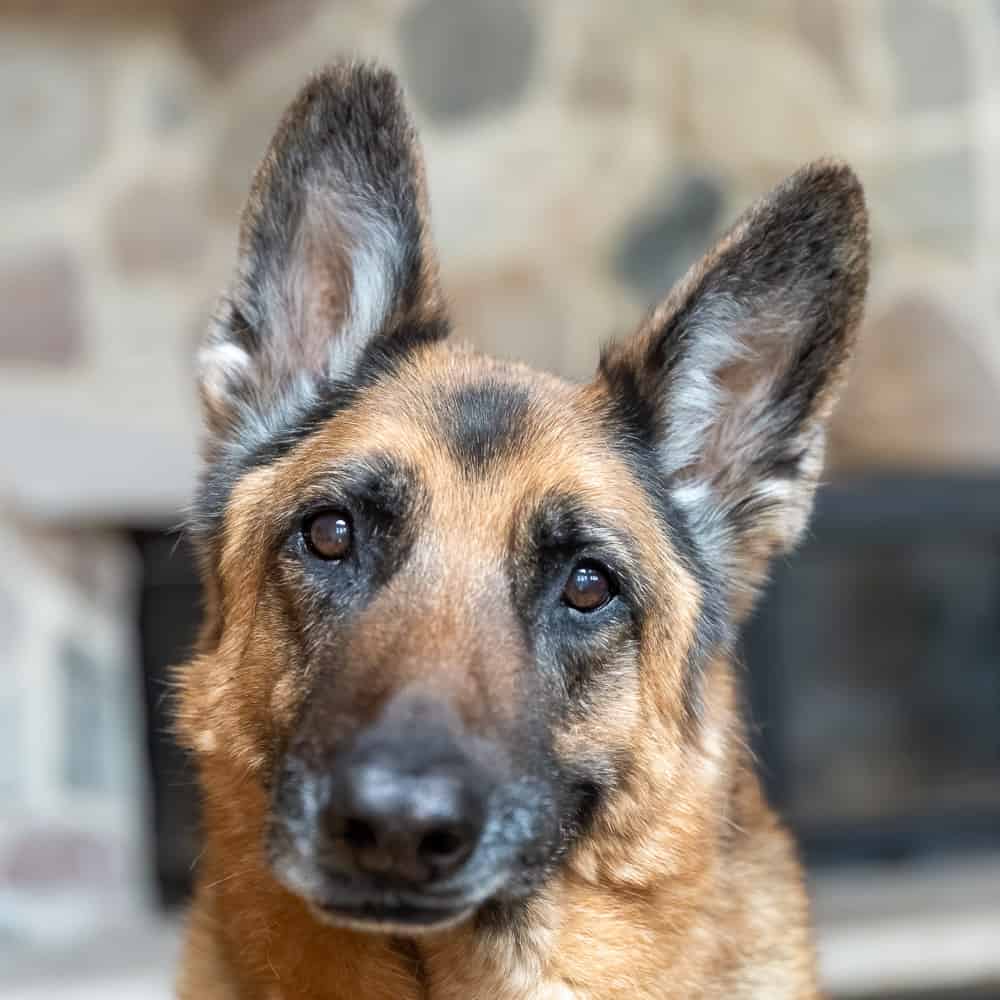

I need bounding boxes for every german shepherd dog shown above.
[177,63,869,999]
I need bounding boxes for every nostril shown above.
[342,817,378,852]
[418,825,472,868]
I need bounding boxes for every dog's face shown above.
[180,65,868,934]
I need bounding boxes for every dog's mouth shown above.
[272,854,508,933]
[310,891,476,932]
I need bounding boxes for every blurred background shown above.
[1,1,998,997]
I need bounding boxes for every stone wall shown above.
[1,0,999,521]
[1,0,997,967]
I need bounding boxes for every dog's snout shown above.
[286,693,499,887]
[324,760,486,883]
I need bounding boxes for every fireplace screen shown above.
[745,476,1000,863]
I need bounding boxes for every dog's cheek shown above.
[549,651,644,834]
[555,638,643,746]
[202,589,306,775]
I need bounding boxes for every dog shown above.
[175,62,869,999]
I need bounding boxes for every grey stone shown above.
[0,249,84,366]
[0,35,104,197]
[614,172,725,302]
[0,700,19,802]
[884,0,969,110]
[875,148,974,253]
[399,0,539,123]
[60,639,106,791]
[138,48,205,135]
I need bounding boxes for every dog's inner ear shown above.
[600,161,869,607]
[198,65,443,442]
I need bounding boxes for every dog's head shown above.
[179,64,868,934]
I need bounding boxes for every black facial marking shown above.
[506,492,640,705]
[596,346,663,452]
[516,493,641,613]
[288,454,424,600]
[435,379,531,474]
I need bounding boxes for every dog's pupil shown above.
[564,564,610,611]
[307,513,352,560]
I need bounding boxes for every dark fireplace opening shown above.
[133,476,1000,906]
[134,530,203,908]
[744,476,1000,868]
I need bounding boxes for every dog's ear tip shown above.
[261,61,411,168]
[786,157,864,197]
[293,60,409,118]
[779,158,871,242]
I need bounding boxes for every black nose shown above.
[322,758,487,885]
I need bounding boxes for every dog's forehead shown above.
[254,344,667,550]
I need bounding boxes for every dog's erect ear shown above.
[198,63,444,442]
[600,161,869,608]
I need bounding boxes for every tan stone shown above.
[176,0,321,77]
[828,295,1000,471]
[447,266,570,375]
[0,248,84,366]
[671,20,850,172]
[109,177,209,278]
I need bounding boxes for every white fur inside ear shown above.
[656,292,750,478]
[197,339,254,411]
[329,212,402,376]
[198,183,408,441]
[276,186,404,383]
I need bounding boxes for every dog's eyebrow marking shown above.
[434,379,532,475]
[526,492,629,555]
[519,491,646,605]
[287,453,424,544]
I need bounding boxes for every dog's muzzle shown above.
[267,691,555,932]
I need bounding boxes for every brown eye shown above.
[563,562,614,613]
[305,511,353,561]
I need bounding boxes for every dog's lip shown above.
[274,857,495,930]
[312,893,475,931]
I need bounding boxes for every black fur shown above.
[595,394,731,722]
[435,380,532,475]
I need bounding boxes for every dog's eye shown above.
[304,511,353,561]
[562,562,615,612]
